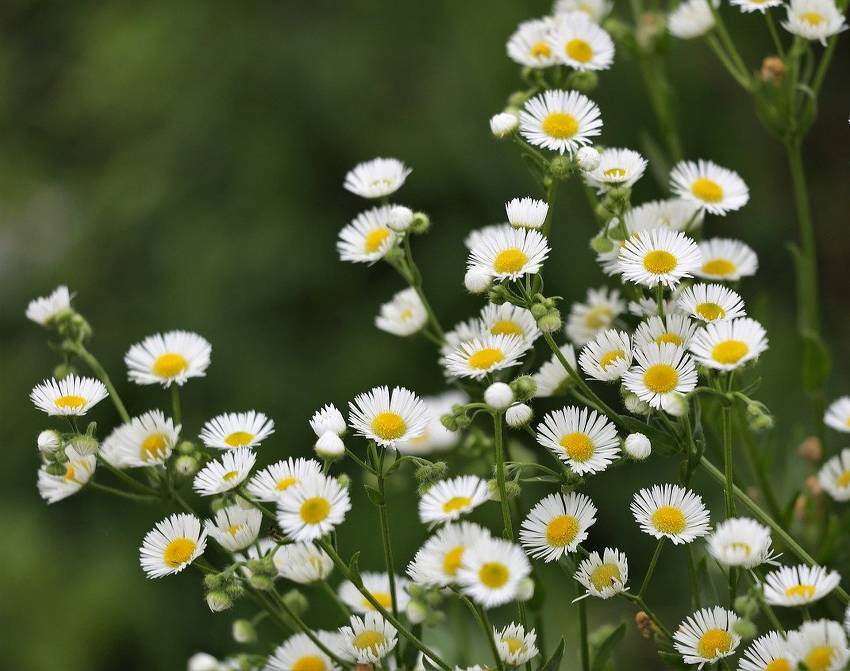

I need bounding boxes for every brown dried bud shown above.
[794,494,807,521]
[635,611,654,639]
[806,475,822,497]
[760,56,785,83]
[798,437,822,463]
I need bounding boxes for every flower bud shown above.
[635,611,653,639]
[177,440,196,455]
[464,266,492,294]
[566,70,598,93]
[174,455,200,477]
[52,362,78,380]
[232,619,257,643]
[406,599,428,625]
[733,619,757,640]
[549,156,572,178]
[38,430,62,455]
[624,433,651,460]
[188,653,221,671]
[415,461,448,484]
[529,302,548,319]
[410,211,431,234]
[282,589,309,616]
[488,479,520,501]
[388,205,414,232]
[485,382,514,410]
[69,434,99,456]
[516,577,535,602]
[490,111,519,138]
[746,402,774,432]
[760,56,785,84]
[440,413,458,431]
[537,309,562,333]
[506,403,533,428]
[206,590,232,612]
[576,146,601,172]
[661,392,688,417]
[248,573,275,592]
[798,437,821,463]
[590,234,615,253]
[315,431,345,460]
[734,595,759,618]
[507,91,528,108]
[510,375,537,401]
[488,284,510,305]
[624,392,650,416]
[337,473,351,489]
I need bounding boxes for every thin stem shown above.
[706,35,751,91]
[624,593,672,640]
[455,591,505,671]
[88,480,159,503]
[578,598,590,671]
[492,413,514,539]
[722,404,736,517]
[269,588,350,668]
[402,235,444,339]
[686,544,701,610]
[708,4,750,86]
[542,179,558,237]
[765,11,785,58]
[320,580,352,619]
[171,385,182,425]
[97,457,160,496]
[375,451,400,626]
[638,538,665,598]
[237,490,277,521]
[73,344,130,422]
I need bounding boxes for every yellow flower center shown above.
[560,432,594,462]
[371,411,407,440]
[400,308,414,321]
[362,591,393,610]
[599,349,625,369]
[643,250,677,274]
[152,353,188,378]
[222,470,240,481]
[276,476,298,491]
[163,537,197,567]
[490,319,524,337]
[468,347,505,370]
[711,340,749,365]
[227,524,241,536]
[589,562,622,591]
[783,583,816,600]
[494,248,529,274]
[546,514,579,547]
[292,656,326,671]
[504,637,526,654]
[651,505,686,534]
[800,11,825,25]
[223,431,254,447]
[603,167,626,179]
[696,302,726,321]
[691,177,724,203]
[442,495,472,514]
[364,227,391,253]
[727,541,751,556]
[585,306,613,329]
[644,364,679,394]
[702,258,736,276]
[565,38,593,63]
[697,628,732,659]
[542,112,579,139]
[764,659,792,671]
[443,546,464,576]
[805,646,835,671]
[299,497,331,524]
[54,395,87,409]
[64,464,77,481]
[530,41,551,58]
[353,631,386,652]
[655,332,683,346]
[478,561,510,588]
[141,433,169,461]
[835,470,850,489]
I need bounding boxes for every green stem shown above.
[578,598,590,671]
[542,178,558,237]
[708,4,750,85]
[320,580,353,619]
[686,544,701,610]
[97,457,160,496]
[765,11,785,58]
[268,588,351,668]
[624,593,672,640]
[171,385,182,425]
[402,235,444,340]
[638,538,665,598]
[375,451,400,627]
[456,591,505,671]
[706,35,751,91]
[72,344,130,422]
[722,404,735,517]
[88,480,159,503]
[493,413,514,539]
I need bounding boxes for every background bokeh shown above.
[1,1,848,669]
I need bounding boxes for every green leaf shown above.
[364,484,384,506]
[537,637,565,671]
[591,622,626,671]
[347,551,361,580]
[801,329,831,394]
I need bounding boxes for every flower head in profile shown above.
[670,159,749,215]
[696,238,758,281]
[337,205,400,264]
[574,548,629,599]
[310,403,347,437]
[339,571,411,614]
[584,147,647,191]
[617,228,703,288]
[824,396,850,433]
[633,313,699,350]
[565,286,625,345]
[273,542,334,584]
[782,0,848,45]
[418,475,490,525]
[205,502,262,552]
[673,607,741,667]
[520,89,603,155]
[533,343,577,397]
[31,375,108,416]
[818,448,850,501]
[26,285,73,326]
[520,491,597,561]
[407,521,491,587]
[343,157,411,199]
[467,227,550,281]
[631,483,711,544]
[506,18,559,68]
[192,447,256,496]
[100,410,180,468]
[706,517,774,569]
[787,619,850,671]
[266,631,341,671]
[688,317,768,371]
[553,0,613,24]
[139,513,207,578]
[125,330,211,387]
[738,632,798,671]
[495,622,539,666]
[348,385,430,448]
[763,565,841,607]
[199,410,274,450]
[506,196,549,230]
[276,473,351,542]
[457,537,531,608]
[37,447,96,504]
[622,343,698,409]
[668,0,717,40]
[339,612,398,664]
[548,11,615,71]
[732,0,784,12]
[375,287,428,337]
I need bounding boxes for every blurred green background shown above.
[2,1,848,669]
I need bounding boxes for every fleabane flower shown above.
[633,313,699,350]
[457,536,531,608]
[565,286,626,345]
[125,330,211,387]
[507,18,559,68]
[199,410,274,450]
[100,410,180,468]
[506,197,549,230]
[139,513,207,578]
[622,343,698,409]
[533,343,578,397]
[696,238,759,281]
[536,406,620,474]
[490,111,520,138]
[37,447,96,504]
[669,0,718,40]
[584,148,647,191]
[339,572,411,614]
[673,607,741,667]
[670,159,750,215]
[31,375,108,416]
[677,283,746,323]
[787,620,850,671]
[467,227,550,281]
[579,329,633,381]
[26,285,72,325]
[824,397,850,433]
[192,447,256,496]
[205,502,262,552]
[738,632,798,671]
[343,157,411,199]
[495,623,539,666]
[245,457,322,502]
[396,391,468,455]
[617,228,702,288]
[553,0,613,23]
[782,0,848,45]
[732,0,784,12]
[339,612,398,664]
[266,632,341,671]
[310,403,347,437]
[548,11,616,71]
[631,483,711,544]
[688,317,768,371]
[818,449,850,501]
[337,205,400,264]
[348,385,430,448]
[418,475,489,525]
[480,303,541,348]
[706,517,774,568]
[273,542,334,584]
[443,333,528,380]
[407,522,491,587]
[574,548,629,599]
[375,287,428,337]
[277,473,351,542]
[520,491,597,561]
[519,89,603,155]
[762,565,841,607]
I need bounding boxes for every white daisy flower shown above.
[30,375,108,417]
[696,238,759,281]
[100,410,180,468]
[670,159,750,215]
[26,285,72,325]
[505,197,549,230]
[192,447,256,496]
[553,0,613,23]
[825,397,850,433]
[309,404,347,438]
[519,492,597,561]
[375,287,428,337]
[443,333,528,381]
[348,385,430,448]
[738,632,798,671]
[37,447,96,504]
[519,89,603,155]
[584,148,647,190]
[245,457,322,502]
[273,542,334,584]
[277,473,351,542]
[205,502,262,552]
[623,343,698,409]
[491,111,520,138]
[818,449,850,501]
[418,475,490,525]
[788,620,850,671]
[782,0,848,45]
[617,228,703,288]
[337,205,400,264]
[339,612,398,664]
[574,547,629,599]
[631,483,711,544]
[706,517,774,569]
[537,406,620,475]
[199,410,274,450]
[495,623,539,666]
[343,158,411,199]
[548,11,615,71]
[579,329,633,381]
[506,18,559,68]
[468,227,550,281]
[633,314,699,350]
[407,522,492,587]
[625,198,705,232]
[464,223,514,250]
[457,536,531,608]
[763,565,841,607]
[565,286,626,345]
[669,0,718,40]
[396,391,468,455]
[732,0,784,13]
[338,572,411,614]
[688,317,768,371]
[480,303,541,347]
[139,513,207,578]
[125,330,211,387]
[533,343,578,397]
[678,283,746,323]
[266,632,341,671]
[673,607,741,667]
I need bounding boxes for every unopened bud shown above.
[464,266,492,294]
[798,437,822,463]
[537,309,562,333]
[388,205,414,232]
[488,479,520,501]
[576,146,601,172]
[188,653,221,671]
[516,577,535,602]
[69,434,98,456]
[315,432,345,460]
[806,475,822,497]
[485,382,514,410]
[635,611,654,639]
[206,591,232,612]
[624,433,651,460]
[52,362,77,380]
[661,392,688,417]
[490,111,519,138]
[510,375,537,401]
[746,402,774,432]
[337,473,351,489]
[590,234,614,253]
[440,413,458,431]
[177,440,196,455]
[506,403,534,428]
[529,302,548,319]
[566,70,598,93]
[549,155,572,178]
[733,619,757,640]
[410,212,430,234]
[282,589,308,616]
[760,56,785,83]
[488,284,510,305]
[37,430,62,455]
[46,461,68,477]
[174,455,200,477]
[415,461,448,484]
[733,595,758,618]
[406,599,428,625]
[232,619,256,643]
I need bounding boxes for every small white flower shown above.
[187,653,222,671]
[479,303,541,347]
[125,330,212,387]
[30,375,108,416]
[537,406,620,475]
[696,238,759,281]
[818,448,850,501]
[584,147,647,190]
[387,205,414,232]
[520,491,597,561]
[310,403,347,437]
[418,475,490,525]
[624,433,651,460]
[339,571,411,614]
[533,343,578,397]
[623,342,698,409]
[732,0,784,13]
[670,159,750,215]
[277,473,351,542]
[553,0,614,24]
[678,283,746,323]
[782,0,848,45]
[443,333,528,380]
[565,286,626,346]
[631,483,711,544]
[576,146,601,171]
[139,513,207,578]
[579,329,633,381]
[520,89,603,155]
[348,385,430,448]
[273,541,334,584]
[507,18,559,68]
[485,382,514,410]
[199,410,274,450]
[464,266,492,294]
[192,448,256,496]
[706,517,774,569]
[548,11,616,71]
[100,409,180,468]
[506,403,534,427]
[245,457,322,502]
[495,622,539,666]
[457,536,531,608]
[673,607,741,667]
[407,521,492,587]
[763,565,841,607]
[738,631,798,671]
[205,502,262,552]
[490,111,520,138]
[825,396,850,433]
[337,205,399,264]
[375,287,428,337]
[617,228,703,288]
[669,0,718,40]
[788,620,850,671]
[506,197,549,230]
[574,547,629,599]
[633,313,699,350]
[340,612,398,664]
[26,285,72,325]
[688,317,768,370]
[266,631,341,671]
[468,227,550,281]
[343,158,411,199]
[37,447,96,503]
